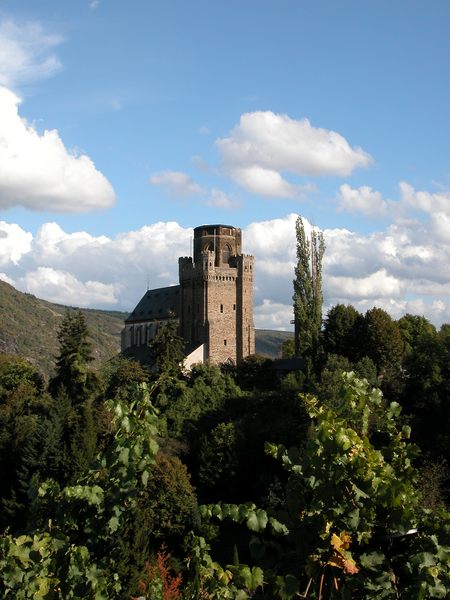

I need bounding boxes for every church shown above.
[121,224,255,367]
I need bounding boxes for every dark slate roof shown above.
[125,285,180,324]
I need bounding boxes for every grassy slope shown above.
[0,279,293,377]
[0,279,126,378]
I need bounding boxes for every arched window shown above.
[222,244,232,264]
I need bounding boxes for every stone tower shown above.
[179,224,255,364]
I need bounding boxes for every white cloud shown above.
[400,181,450,216]
[150,170,203,197]
[327,269,402,299]
[337,184,390,217]
[0,221,32,267]
[216,111,372,197]
[429,212,450,241]
[337,182,450,225]
[0,19,63,88]
[31,222,109,264]
[2,211,450,328]
[254,299,293,330]
[0,87,116,212]
[230,166,299,198]
[89,0,100,9]
[19,267,117,307]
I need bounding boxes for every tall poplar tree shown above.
[293,216,325,375]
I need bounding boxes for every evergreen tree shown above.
[0,354,58,531]
[292,216,325,378]
[49,310,95,401]
[149,316,185,378]
[49,311,98,483]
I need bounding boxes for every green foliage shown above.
[236,354,275,391]
[293,216,325,378]
[46,312,102,484]
[361,307,404,378]
[0,353,44,398]
[161,363,242,440]
[198,422,239,501]
[102,355,149,399]
[0,383,160,598]
[317,353,352,408]
[398,314,437,357]
[280,338,295,359]
[318,354,378,412]
[322,303,362,361]
[115,452,197,595]
[193,373,450,598]
[50,310,96,399]
[149,317,185,378]
[400,317,450,471]
[0,355,58,531]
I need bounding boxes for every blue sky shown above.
[0,1,449,329]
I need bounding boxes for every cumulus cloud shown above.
[400,181,450,218]
[1,220,192,309]
[216,111,372,197]
[0,87,116,212]
[2,211,450,328]
[150,171,203,197]
[337,182,450,225]
[0,19,63,88]
[19,267,117,307]
[327,269,402,299]
[230,166,299,198]
[0,221,32,267]
[337,184,391,217]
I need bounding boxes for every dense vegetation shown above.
[0,222,449,597]
[0,302,450,598]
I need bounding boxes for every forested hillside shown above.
[0,279,125,376]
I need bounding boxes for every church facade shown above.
[121,224,255,365]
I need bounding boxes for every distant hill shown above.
[0,279,293,377]
[255,329,293,358]
[0,279,126,378]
